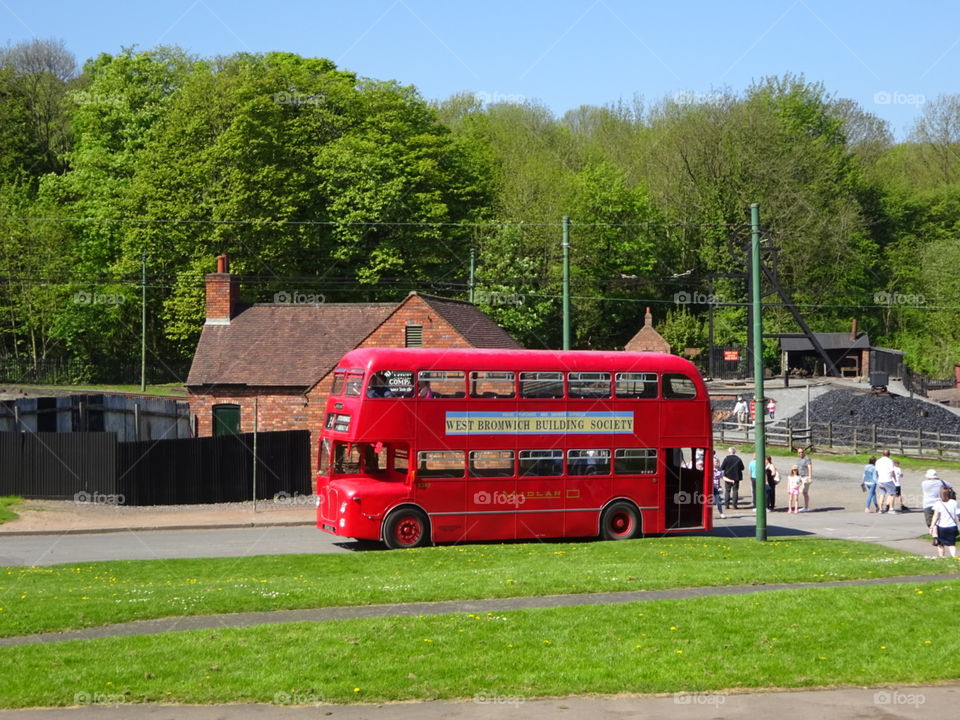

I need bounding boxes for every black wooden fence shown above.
[0,430,310,505]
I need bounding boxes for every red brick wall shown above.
[358,295,473,349]
[205,273,237,322]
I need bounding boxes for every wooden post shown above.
[827,421,833,449]
[871,424,877,452]
[134,403,141,441]
[937,431,942,460]
[853,428,858,454]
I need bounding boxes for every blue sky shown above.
[2,0,957,138]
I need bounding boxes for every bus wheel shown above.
[600,502,641,541]
[383,508,429,549]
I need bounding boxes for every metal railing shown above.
[714,419,960,461]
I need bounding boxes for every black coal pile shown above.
[787,389,960,436]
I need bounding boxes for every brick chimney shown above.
[850,317,859,342]
[205,254,237,325]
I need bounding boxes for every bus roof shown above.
[334,347,701,376]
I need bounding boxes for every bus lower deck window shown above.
[615,448,657,474]
[469,450,515,477]
[567,449,611,476]
[417,450,465,478]
[519,449,563,476]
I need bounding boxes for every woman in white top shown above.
[929,486,959,558]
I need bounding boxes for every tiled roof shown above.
[418,294,522,349]
[186,303,395,387]
[780,332,871,352]
[186,293,521,388]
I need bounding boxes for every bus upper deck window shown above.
[344,371,365,397]
[367,370,414,398]
[470,371,515,398]
[520,372,564,399]
[331,371,346,395]
[569,372,611,399]
[616,372,658,399]
[418,371,466,399]
[662,373,697,399]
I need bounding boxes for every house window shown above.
[212,404,241,436]
[405,324,423,347]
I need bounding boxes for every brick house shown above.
[186,256,521,476]
[624,307,671,354]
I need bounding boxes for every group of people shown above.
[920,468,957,558]
[731,396,778,428]
[860,450,907,513]
[711,446,812,518]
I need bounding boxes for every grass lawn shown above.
[0,497,21,525]
[1,580,958,708]
[2,537,957,639]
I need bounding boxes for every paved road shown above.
[0,526,349,567]
[1,456,949,566]
[2,685,957,719]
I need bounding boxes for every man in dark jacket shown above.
[720,447,746,510]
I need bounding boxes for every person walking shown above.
[747,454,758,508]
[796,447,813,512]
[733,397,748,430]
[861,457,879,513]
[922,470,954,528]
[929,486,959,558]
[892,460,908,512]
[712,455,726,519]
[875,450,896,513]
[786,466,802,513]
[720,447,745,511]
[764,455,779,511]
[766,398,777,420]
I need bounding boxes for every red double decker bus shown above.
[316,348,712,548]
